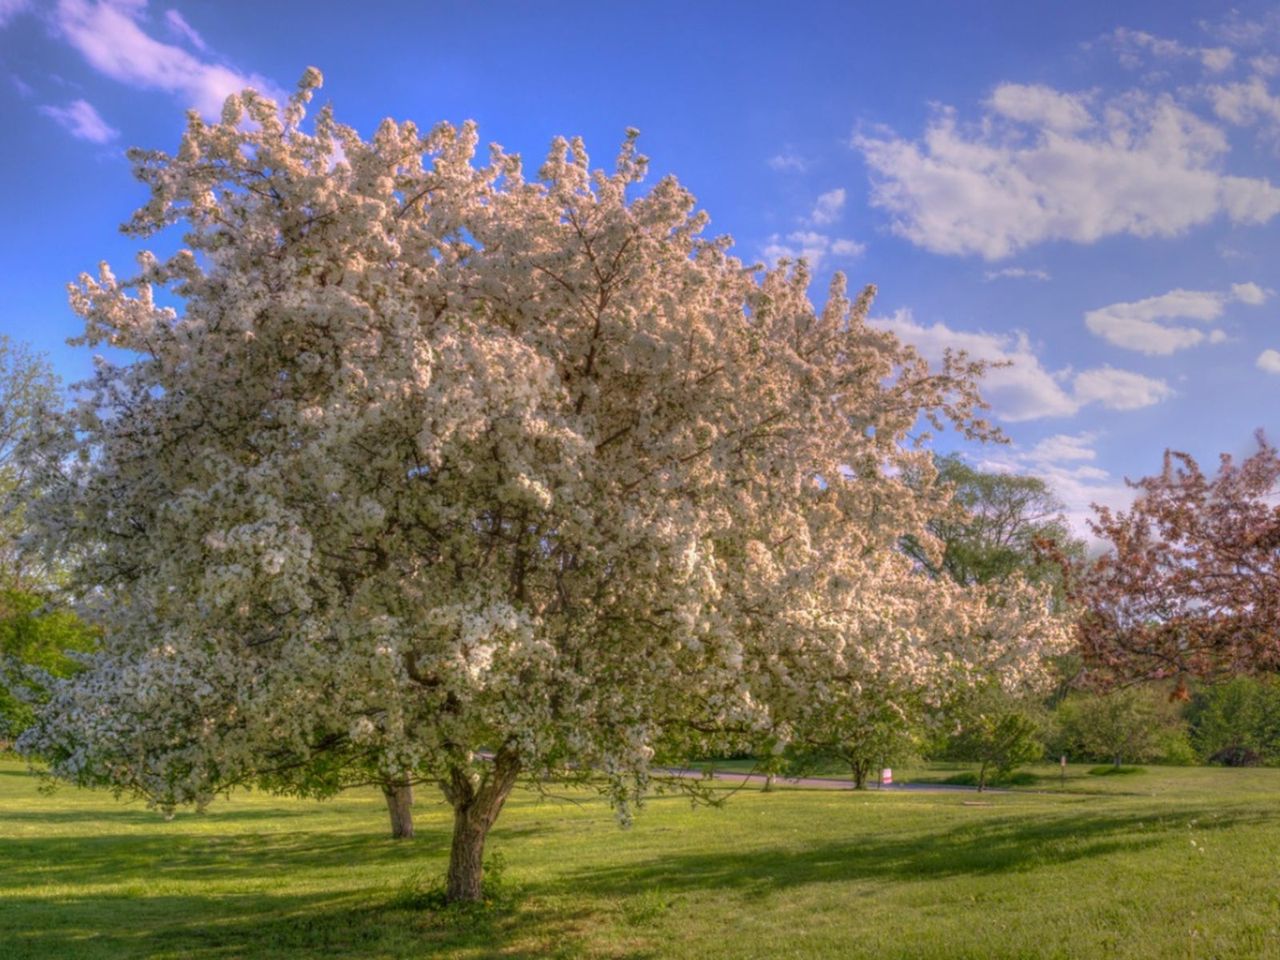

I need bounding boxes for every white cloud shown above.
[1072,367,1175,410]
[40,97,119,142]
[984,267,1050,282]
[0,0,29,27]
[1231,281,1268,305]
[762,230,865,269]
[1251,55,1280,77]
[871,309,1172,421]
[52,0,283,118]
[1207,76,1280,131]
[989,83,1092,133]
[163,8,205,51]
[809,188,846,226]
[768,150,808,172]
[1084,284,1268,355]
[855,87,1280,259]
[1202,47,1237,73]
[1258,349,1280,374]
[1028,432,1098,463]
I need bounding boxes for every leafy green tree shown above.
[905,455,1084,595]
[788,692,921,789]
[1053,686,1187,767]
[905,458,1082,776]
[0,588,97,741]
[947,688,1044,791]
[906,456,1087,706]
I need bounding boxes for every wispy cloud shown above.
[809,187,846,225]
[163,8,205,51]
[761,230,865,270]
[1106,27,1235,73]
[1202,10,1280,50]
[871,309,1172,421]
[51,0,282,118]
[0,0,30,28]
[1084,284,1268,355]
[980,431,1132,542]
[1027,432,1098,463]
[1258,349,1280,374]
[767,149,809,172]
[984,266,1050,282]
[855,84,1280,259]
[40,97,119,142]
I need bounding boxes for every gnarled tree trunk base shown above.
[443,751,521,902]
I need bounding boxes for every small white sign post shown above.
[881,767,893,787]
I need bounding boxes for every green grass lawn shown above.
[3,758,1280,959]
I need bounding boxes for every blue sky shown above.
[2,0,1278,534]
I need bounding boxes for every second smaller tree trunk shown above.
[852,761,869,790]
[382,780,415,839]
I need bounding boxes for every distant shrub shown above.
[1209,745,1263,767]
[1156,731,1198,767]
[1188,678,1280,766]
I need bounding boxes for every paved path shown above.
[656,767,1003,794]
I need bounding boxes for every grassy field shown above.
[3,758,1280,959]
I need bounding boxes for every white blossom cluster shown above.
[17,70,1068,818]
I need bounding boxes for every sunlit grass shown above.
[3,758,1279,958]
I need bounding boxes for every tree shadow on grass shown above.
[2,820,585,960]
[3,886,616,960]
[0,807,325,825]
[0,820,549,894]
[552,805,1278,901]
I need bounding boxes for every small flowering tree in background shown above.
[18,70,1067,902]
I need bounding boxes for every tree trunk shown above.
[442,750,521,903]
[852,762,868,790]
[382,779,415,839]
[762,772,776,793]
[977,761,988,793]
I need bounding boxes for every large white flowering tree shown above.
[19,71,1066,901]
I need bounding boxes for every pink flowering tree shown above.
[1079,435,1280,691]
[19,71,1066,902]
